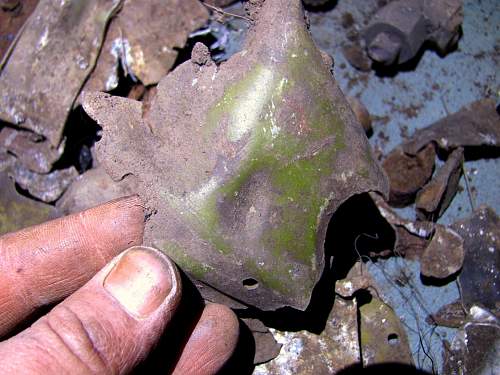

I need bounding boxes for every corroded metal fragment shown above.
[57,167,138,215]
[427,300,466,328]
[420,224,464,279]
[452,206,500,311]
[403,99,500,155]
[359,297,414,366]
[0,127,64,174]
[9,163,78,203]
[82,0,209,94]
[444,313,500,375]
[0,0,121,147]
[382,144,435,207]
[371,192,434,260]
[84,0,388,310]
[254,297,360,374]
[364,0,462,66]
[416,147,463,221]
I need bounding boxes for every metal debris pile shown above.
[0,0,209,206]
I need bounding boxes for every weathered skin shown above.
[84,0,388,310]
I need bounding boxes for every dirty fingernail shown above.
[103,246,173,318]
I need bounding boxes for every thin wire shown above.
[203,3,253,22]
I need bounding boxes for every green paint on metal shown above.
[245,259,293,296]
[196,198,233,255]
[161,241,214,279]
[205,65,275,140]
[168,17,350,298]
[195,37,348,268]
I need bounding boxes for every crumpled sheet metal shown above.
[254,298,360,374]
[56,167,138,215]
[416,147,463,221]
[420,224,464,279]
[0,150,15,172]
[9,162,78,203]
[444,307,500,375]
[84,0,388,311]
[371,192,434,240]
[0,0,39,62]
[452,206,500,312]
[82,0,209,94]
[359,297,414,366]
[370,193,464,279]
[0,126,64,174]
[403,99,500,155]
[371,192,434,262]
[0,0,121,148]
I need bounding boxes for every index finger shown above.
[0,195,144,338]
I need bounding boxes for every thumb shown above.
[0,246,181,374]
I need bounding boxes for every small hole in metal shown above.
[387,333,399,345]
[242,278,259,290]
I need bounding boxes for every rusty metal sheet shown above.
[443,307,500,375]
[83,0,388,310]
[382,143,436,207]
[0,126,64,173]
[254,297,360,374]
[416,147,464,221]
[9,162,78,203]
[371,192,434,240]
[420,224,464,279]
[0,0,122,147]
[56,167,138,214]
[403,99,500,155]
[452,206,500,312]
[359,296,414,366]
[81,0,209,95]
[0,0,39,61]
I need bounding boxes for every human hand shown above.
[0,195,239,374]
